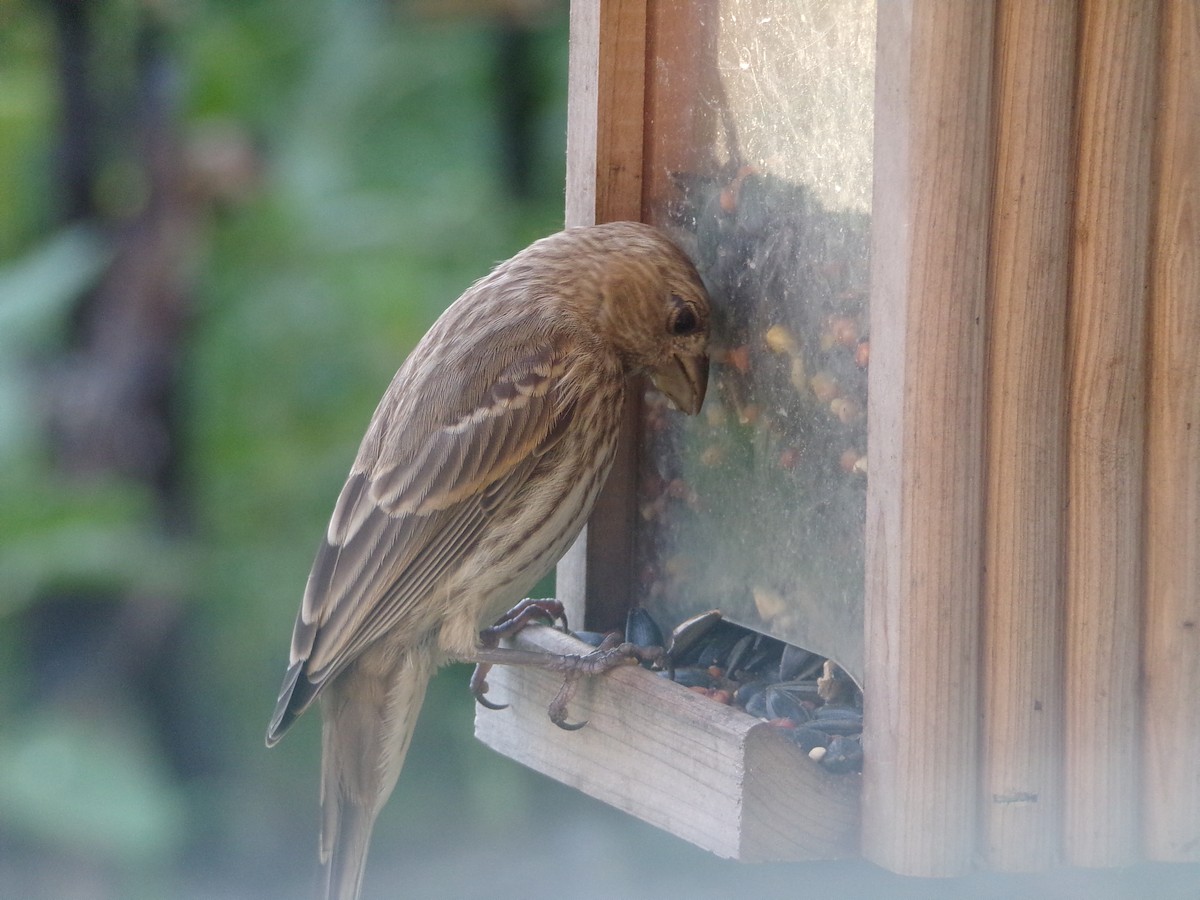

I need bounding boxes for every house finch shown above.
[265,222,711,900]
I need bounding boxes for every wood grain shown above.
[564,0,647,228]
[559,0,649,631]
[1062,0,1159,868]
[979,0,1075,872]
[862,0,994,877]
[1142,0,1200,863]
[473,625,860,861]
[642,0,721,218]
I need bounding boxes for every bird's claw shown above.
[471,598,570,710]
[469,617,646,729]
[548,672,587,730]
[543,631,642,728]
[470,662,508,710]
[479,598,568,645]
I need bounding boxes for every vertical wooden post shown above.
[563,0,647,229]
[558,0,649,630]
[1063,0,1159,869]
[979,0,1075,872]
[642,0,720,218]
[1143,0,1200,864]
[863,0,994,877]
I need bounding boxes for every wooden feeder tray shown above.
[473,624,860,861]
[523,0,1200,876]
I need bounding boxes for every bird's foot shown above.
[471,598,569,711]
[468,628,658,729]
[544,631,660,729]
[479,597,568,644]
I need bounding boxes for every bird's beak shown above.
[651,351,709,415]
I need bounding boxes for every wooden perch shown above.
[473,625,860,862]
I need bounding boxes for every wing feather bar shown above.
[292,339,575,691]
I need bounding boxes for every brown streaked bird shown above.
[265,222,711,900]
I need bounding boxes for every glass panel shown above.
[639,0,875,683]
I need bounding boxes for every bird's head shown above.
[581,223,712,415]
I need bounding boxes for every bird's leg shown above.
[467,631,662,730]
[471,598,570,711]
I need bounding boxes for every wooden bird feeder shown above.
[476,0,1200,878]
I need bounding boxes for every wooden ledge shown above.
[473,624,861,861]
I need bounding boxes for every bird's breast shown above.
[435,396,624,658]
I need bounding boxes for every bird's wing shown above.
[267,329,582,741]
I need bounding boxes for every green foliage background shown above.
[0,2,599,895]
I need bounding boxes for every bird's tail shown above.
[317,646,434,900]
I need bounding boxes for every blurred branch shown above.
[48,0,96,221]
[44,16,196,503]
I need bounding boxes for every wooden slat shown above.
[1142,0,1200,864]
[558,0,648,631]
[1062,0,1160,869]
[979,0,1075,872]
[642,0,720,217]
[474,626,860,861]
[564,0,647,228]
[862,0,994,877]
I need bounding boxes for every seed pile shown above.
[582,607,864,775]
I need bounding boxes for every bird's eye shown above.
[668,296,701,336]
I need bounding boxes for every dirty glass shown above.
[638,0,875,683]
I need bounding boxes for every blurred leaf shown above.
[1,0,573,892]
[0,225,112,456]
[0,473,189,618]
[0,224,111,350]
[0,9,56,256]
[0,708,187,863]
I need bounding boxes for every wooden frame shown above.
[979,0,1074,872]
[862,0,994,876]
[555,0,648,633]
[1144,0,1200,864]
[480,0,1200,877]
